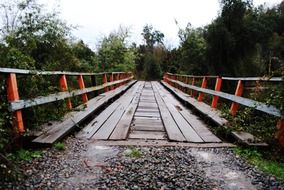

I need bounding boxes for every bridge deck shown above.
[78,81,221,143]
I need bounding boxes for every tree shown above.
[96,27,137,72]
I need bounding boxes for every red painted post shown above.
[110,73,114,90]
[276,120,284,147]
[7,73,24,134]
[230,80,244,116]
[197,77,207,102]
[77,75,88,103]
[59,74,72,109]
[211,77,222,108]
[102,73,109,92]
[115,73,120,88]
[190,77,195,97]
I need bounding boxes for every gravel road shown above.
[1,136,283,190]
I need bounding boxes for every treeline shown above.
[137,0,284,78]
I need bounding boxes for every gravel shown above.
[1,137,284,190]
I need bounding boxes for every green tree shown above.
[96,27,137,72]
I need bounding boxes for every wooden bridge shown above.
[1,68,283,146]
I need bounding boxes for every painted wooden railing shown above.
[0,67,133,134]
[163,72,284,141]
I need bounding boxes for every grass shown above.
[126,147,142,158]
[53,142,65,151]
[234,147,284,181]
[10,149,42,161]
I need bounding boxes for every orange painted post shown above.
[230,80,244,116]
[77,75,88,103]
[276,120,284,147]
[110,73,114,90]
[190,77,195,97]
[211,77,222,108]
[7,73,24,134]
[115,73,120,88]
[59,74,72,109]
[102,73,109,92]
[197,77,207,102]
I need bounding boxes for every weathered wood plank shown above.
[0,67,128,76]
[152,83,186,142]
[33,80,136,144]
[134,112,160,117]
[164,78,281,117]
[132,124,164,131]
[161,81,227,126]
[92,82,143,140]
[76,101,121,139]
[128,130,166,140]
[109,82,145,140]
[153,82,203,142]
[232,131,268,146]
[10,77,134,111]
[155,82,221,143]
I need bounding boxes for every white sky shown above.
[40,0,283,49]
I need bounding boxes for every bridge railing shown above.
[163,72,284,137]
[0,67,134,134]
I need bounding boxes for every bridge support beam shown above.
[197,77,207,102]
[103,73,109,92]
[77,75,88,103]
[230,80,244,116]
[211,77,222,108]
[7,73,25,134]
[59,74,72,109]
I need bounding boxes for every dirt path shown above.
[2,136,283,190]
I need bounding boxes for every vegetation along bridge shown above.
[1,67,283,147]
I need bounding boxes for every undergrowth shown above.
[234,147,284,181]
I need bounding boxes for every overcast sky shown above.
[40,0,282,49]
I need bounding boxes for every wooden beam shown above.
[7,73,24,134]
[211,77,222,108]
[163,78,281,117]
[59,74,72,109]
[102,73,108,92]
[197,77,207,102]
[230,80,244,116]
[77,75,88,103]
[10,77,133,111]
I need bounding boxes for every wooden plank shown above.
[0,67,130,76]
[139,102,158,107]
[161,81,228,126]
[153,82,203,143]
[128,130,166,140]
[164,78,281,117]
[232,131,268,146]
[92,82,143,140]
[76,101,121,139]
[132,124,164,131]
[179,111,221,142]
[155,82,221,143]
[109,82,145,140]
[32,80,136,144]
[134,112,160,117]
[10,77,134,111]
[136,108,159,113]
[152,83,186,142]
